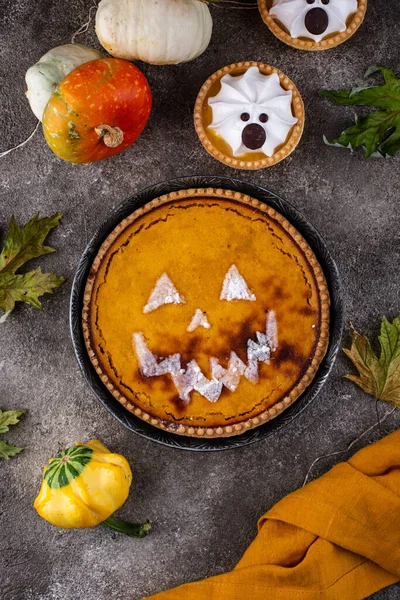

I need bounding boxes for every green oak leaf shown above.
[344,317,400,407]
[321,66,400,158]
[0,213,62,273]
[0,213,65,315]
[0,409,26,434]
[0,409,26,459]
[0,440,24,460]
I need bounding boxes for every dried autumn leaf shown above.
[344,317,400,407]
[0,269,64,312]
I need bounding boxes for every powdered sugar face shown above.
[246,337,271,384]
[187,308,211,332]
[172,361,223,403]
[211,352,246,392]
[133,332,181,377]
[220,265,256,302]
[133,332,159,376]
[143,273,185,313]
[133,312,278,403]
[266,310,278,352]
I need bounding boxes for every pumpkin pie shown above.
[258,0,367,51]
[82,188,330,438]
[194,62,304,170]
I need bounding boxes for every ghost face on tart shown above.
[258,0,367,50]
[194,62,304,170]
[208,67,298,158]
[271,0,358,42]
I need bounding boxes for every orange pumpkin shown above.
[42,58,152,164]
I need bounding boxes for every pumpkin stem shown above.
[103,515,151,538]
[94,125,124,148]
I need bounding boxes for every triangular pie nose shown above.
[187,308,211,332]
[220,265,256,301]
[144,273,185,313]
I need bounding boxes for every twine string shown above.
[302,405,397,487]
[376,399,383,437]
[0,121,40,159]
[71,3,98,44]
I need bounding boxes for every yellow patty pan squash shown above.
[34,440,150,538]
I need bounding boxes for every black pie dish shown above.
[70,176,344,451]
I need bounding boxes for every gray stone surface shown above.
[1,1,400,599]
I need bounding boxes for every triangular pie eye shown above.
[220,265,256,301]
[144,273,185,313]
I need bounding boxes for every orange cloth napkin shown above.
[147,429,400,600]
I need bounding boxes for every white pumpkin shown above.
[25,44,103,121]
[95,0,213,65]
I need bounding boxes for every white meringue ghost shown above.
[270,0,358,43]
[208,66,298,158]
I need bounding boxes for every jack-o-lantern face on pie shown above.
[83,190,330,438]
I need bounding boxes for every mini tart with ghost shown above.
[83,189,330,439]
[194,62,304,170]
[258,0,367,51]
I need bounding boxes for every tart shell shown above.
[258,0,367,51]
[82,188,330,439]
[194,62,304,170]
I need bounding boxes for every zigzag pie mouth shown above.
[133,310,278,404]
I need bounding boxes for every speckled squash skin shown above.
[42,58,152,164]
[25,44,104,121]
